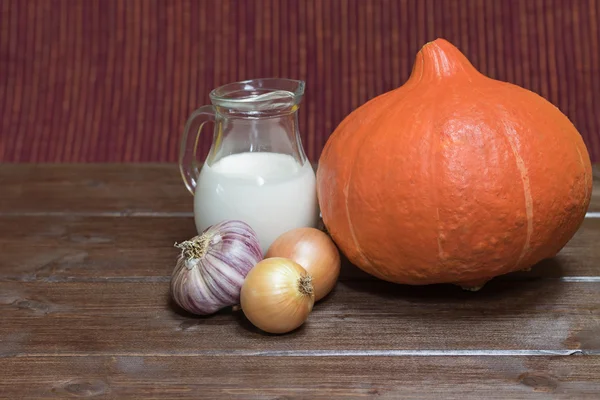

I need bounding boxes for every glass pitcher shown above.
[179,78,319,253]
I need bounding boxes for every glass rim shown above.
[209,78,305,108]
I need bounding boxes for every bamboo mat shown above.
[1,0,599,162]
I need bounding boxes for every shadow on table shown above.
[337,257,566,315]
[167,289,300,336]
[338,253,567,282]
[167,256,568,332]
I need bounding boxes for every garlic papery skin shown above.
[170,220,262,315]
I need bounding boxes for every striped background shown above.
[1,0,599,163]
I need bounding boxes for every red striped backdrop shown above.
[1,0,599,163]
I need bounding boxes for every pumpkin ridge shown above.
[343,176,371,268]
[344,80,432,274]
[501,119,534,268]
[534,87,591,204]
[342,110,390,271]
[575,146,589,201]
[430,103,444,264]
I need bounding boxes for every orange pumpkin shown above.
[317,38,592,289]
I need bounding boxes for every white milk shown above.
[194,152,319,254]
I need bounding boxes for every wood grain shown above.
[0,215,198,281]
[0,215,599,282]
[1,280,599,356]
[1,164,599,214]
[0,163,599,398]
[1,355,599,399]
[0,164,192,214]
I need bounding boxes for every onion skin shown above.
[241,257,314,334]
[171,220,262,315]
[266,228,340,301]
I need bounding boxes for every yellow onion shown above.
[266,227,340,301]
[240,257,314,334]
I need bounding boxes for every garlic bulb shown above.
[171,220,262,315]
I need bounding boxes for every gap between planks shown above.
[3,349,599,358]
[0,211,195,218]
[0,211,599,218]
[11,276,600,283]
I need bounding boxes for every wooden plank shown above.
[1,215,599,282]
[0,164,192,214]
[1,280,599,356]
[0,216,198,281]
[1,164,597,399]
[0,355,599,399]
[1,164,599,214]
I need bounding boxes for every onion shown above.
[170,220,262,315]
[241,257,314,334]
[266,227,340,301]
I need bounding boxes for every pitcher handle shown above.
[179,105,216,195]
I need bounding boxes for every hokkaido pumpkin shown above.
[317,38,592,289]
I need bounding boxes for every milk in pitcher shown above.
[194,151,319,253]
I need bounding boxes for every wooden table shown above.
[1,164,599,399]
